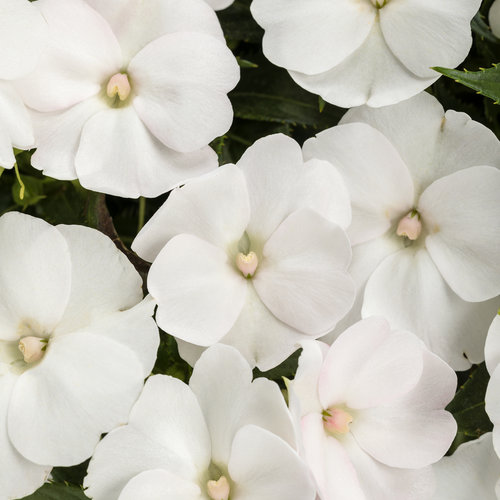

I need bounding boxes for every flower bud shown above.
[18,336,46,364]
[236,251,258,278]
[106,73,131,101]
[396,211,422,240]
[207,476,230,500]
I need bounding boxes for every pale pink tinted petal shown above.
[30,96,105,180]
[119,469,202,500]
[8,332,144,465]
[254,209,354,335]
[290,23,437,108]
[149,234,247,346]
[130,32,239,152]
[228,425,315,500]
[301,413,365,500]
[380,0,479,78]
[485,314,500,375]
[75,107,218,198]
[419,166,500,302]
[303,122,414,245]
[0,370,51,499]
[251,0,375,75]
[132,165,250,262]
[363,248,500,370]
[18,0,122,112]
[190,345,296,465]
[434,433,500,500]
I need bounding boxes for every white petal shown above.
[75,106,218,198]
[206,0,234,10]
[303,122,414,245]
[251,0,375,75]
[85,375,210,500]
[433,433,500,500]
[228,425,315,500]
[485,314,500,375]
[0,82,34,168]
[363,248,500,370]
[490,0,500,38]
[30,97,105,180]
[239,134,351,242]
[290,23,437,109]
[419,166,500,302]
[486,367,500,452]
[149,234,247,346]
[380,0,479,78]
[132,165,250,262]
[85,0,224,63]
[0,212,71,341]
[119,470,202,500]
[18,0,122,112]
[130,32,239,152]
[54,224,144,333]
[301,413,365,500]
[254,209,354,335]
[8,331,144,465]
[0,0,47,80]
[178,284,308,371]
[190,345,296,466]
[0,371,51,500]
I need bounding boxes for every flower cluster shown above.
[0,0,498,499]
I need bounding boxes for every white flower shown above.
[0,212,159,500]
[289,317,457,500]
[490,0,500,38]
[84,344,316,500]
[205,0,234,11]
[0,0,47,168]
[303,92,500,370]
[486,313,500,459]
[251,0,480,108]
[132,134,355,370]
[433,433,500,500]
[17,0,240,198]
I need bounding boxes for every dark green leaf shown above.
[472,12,500,43]
[217,0,263,43]
[19,483,89,500]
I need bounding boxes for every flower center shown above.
[18,336,47,364]
[236,251,258,278]
[370,0,388,7]
[207,476,230,500]
[323,407,353,436]
[396,210,422,241]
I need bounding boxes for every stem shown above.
[13,163,25,200]
[137,197,146,232]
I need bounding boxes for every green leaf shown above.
[254,350,301,390]
[11,175,46,209]
[433,64,500,104]
[217,0,263,43]
[446,363,493,454]
[472,12,500,43]
[20,483,89,500]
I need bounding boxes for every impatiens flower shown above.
[132,134,355,370]
[433,433,500,500]
[84,344,316,500]
[288,317,457,500]
[303,92,500,370]
[251,0,480,108]
[17,0,240,198]
[205,0,234,10]
[486,313,500,457]
[490,0,500,38]
[0,212,159,500]
[0,0,47,168]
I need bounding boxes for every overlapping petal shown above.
[485,314,500,375]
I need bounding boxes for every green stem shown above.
[13,163,25,200]
[137,197,146,232]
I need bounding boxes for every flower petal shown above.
[149,234,247,346]
[75,106,218,198]
[363,248,500,370]
[380,0,479,78]
[8,331,144,465]
[485,314,500,375]
[419,166,500,302]
[486,367,500,455]
[290,23,437,108]
[130,32,239,152]
[132,165,250,262]
[228,425,315,500]
[254,209,354,335]
[251,0,375,75]
[303,122,414,245]
[189,345,296,465]
[18,0,122,112]
[118,469,202,500]
[0,212,71,341]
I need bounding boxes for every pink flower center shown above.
[236,251,258,278]
[207,476,230,500]
[323,407,353,435]
[106,73,131,101]
[18,336,47,364]
[396,210,422,241]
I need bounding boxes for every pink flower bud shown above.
[323,408,353,435]
[106,73,131,101]
[396,211,422,240]
[207,476,230,500]
[18,336,46,364]
[236,251,259,278]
